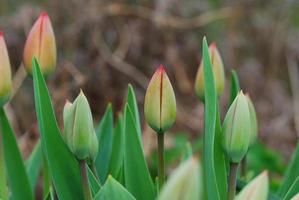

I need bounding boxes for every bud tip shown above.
[158,64,165,73]
[0,31,3,37]
[39,12,48,18]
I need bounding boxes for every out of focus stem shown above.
[228,162,238,200]
[157,132,165,191]
[80,161,92,200]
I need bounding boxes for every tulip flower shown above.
[236,171,269,200]
[63,91,98,161]
[246,94,258,145]
[195,42,225,101]
[23,12,56,75]
[144,65,176,133]
[0,32,12,106]
[159,157,202,200]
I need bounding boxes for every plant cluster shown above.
[0,12,298,200]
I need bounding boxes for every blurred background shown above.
[1,0,299,189]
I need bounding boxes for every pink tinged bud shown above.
[236,171,269,200]
[23,12,56,75]
[144,65,176,133]
[0,32,12,106]
[195,43,225,101]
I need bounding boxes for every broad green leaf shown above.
[26,140,42,190]
[283,177,299,200]
[108,114,124,179]
[229,70,240,105]
[95,104,113,183]
[94,176,136,200]
[124,104,155,200]
[32,59,84,200]
[202,37,220,200]
[127,84,142,138]
[278,142,299,197]
[0,131,7,200]
[0,108,34,200]
[87,167,101,197]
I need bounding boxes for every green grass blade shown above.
[94,176,136,200]
[229,70,240,105]
[26,140,42,190]
[202,37,220,200]
[124,104,155,200]
[87,167,101,197]
[0,130,7,200]
[282,176,299,200]
[32,59,84,200]
[108,113,124,179]
[0,108,34,200]
[127,84,142,138]
[277,142,299,197]
[95,104,113,183]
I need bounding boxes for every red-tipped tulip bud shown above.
[195,43,225,101]
[0,32,12,106]
[246,95,258,145]
[23,12,56,75]
[222,91,251,163]
[236,171,269,200]
[144,65,176,133]
[63,91,98,161]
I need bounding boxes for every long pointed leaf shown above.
[127,84,142,138]
[87,167,101,197]
[26,140,42,190]
[32,59,84,200]
[0,129,7,200]
[283,177,299,200]
[0,108,34,200]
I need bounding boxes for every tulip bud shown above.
[236,171,269,200]
[159,157,202,200]
[23,12,56,75]
[144,65,176,133]
[246,95,258,145]
[195,42,225,101]
[222,91,251,163]
[0,32,12,106]
[63,91,98,161]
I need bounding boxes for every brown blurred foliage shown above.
[0,0,299,160]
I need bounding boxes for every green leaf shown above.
[277,142,299,197]
[202,37,220,200]
[0,130,8,200]
[124,104,155,200]
[32,58,84,200]
[229,70,240,105]
[87,167,101,197]
[108,113,124,179]
[127,84,142,138]
[283,177,299,200]
[95,104,113,183]
[26,140,43,190]
[0,108,34,200]
[94,176,136,200]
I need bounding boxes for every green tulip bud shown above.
[195,42,225,101]
[236,171,269,200]
[63,91,98,161]
[246,94,258,145]
[144,65,176,133]
[159,157,202,200]
[0,32,12,106]
[222,91,251,163]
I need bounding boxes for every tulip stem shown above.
[228,162,238,200]
[241,156,247,178]
[80,161,92,200]
[157,132,165,191]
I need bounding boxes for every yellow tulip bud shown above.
[0,32,12,106]
[144,65,176,133]
[195,42,225,101]
[23,12,56,75]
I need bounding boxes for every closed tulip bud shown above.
[195,42,225,101]
[63,91,98,161]
[159,157,202,200]
[144,65,176,133]
[0,32,12,106]
[222,91,251,163]
[236,171,269,200]
[23,12,56,75]
[246,94,258,145]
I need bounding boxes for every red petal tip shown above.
[39,12,48,18]
[0,31,3,37]
[158,64,165,72]
[209,42,217,50]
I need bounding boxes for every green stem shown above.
[157,132,165,191]
[80,161,92,200]
[241,156,247,178]
[0,129,8,200]
[228,163,238,200]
